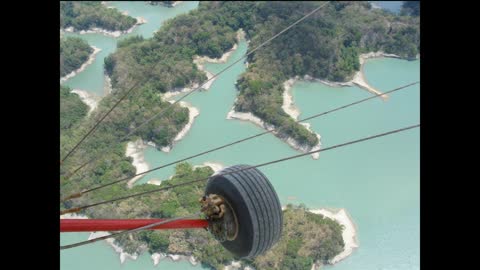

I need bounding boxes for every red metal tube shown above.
[60,219,209,232]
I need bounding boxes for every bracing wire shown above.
[60,124,419,215]
[59,3,419,254]
[61,81,418,202]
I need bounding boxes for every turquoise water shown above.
[61,1,199,96]
[138,45,420,270]
[291,58,419,270]
[370,1,404,13]
[61,233,208,270]
[60,2,419,270]
[61,2,207,269]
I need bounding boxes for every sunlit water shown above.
[61,2,419,270]
[61,1,199,96]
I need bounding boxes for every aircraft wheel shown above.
[205,165,283,259]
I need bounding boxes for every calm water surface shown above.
[61,2,419,270]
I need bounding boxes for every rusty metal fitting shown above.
[199,194,239,242]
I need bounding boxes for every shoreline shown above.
[158,161,224,187]
[161,82,201,101]
[60,213,141,264]
[163,30,244,102]
[60,46,101,83]
[88,231,144,264]
[104,74,113,96]
[222,206,358,270]
[71,89,101,115]
[125,139,150,188]
[277,51,407,158]
[124,102,199,163]
[60,16,147,38]
[353,51,401,99]
[160,101,200,153]
[226,104,320,159]
[279,206,358,268]
[282,77,301,120]
[281,77,322,159]
[301,51,402,100]
[146,179,162,186]
[146,161,223,190]
[151,252,198,266]
[61,213,234,268]
[61,201,355,268]
[193,161,225,175]
[192,29,246,92]
[309,208,359,266]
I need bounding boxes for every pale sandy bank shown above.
[71,89,101,115]
[60,46,101,83]
[309,208,359,265]
[61,15,147,38]
[160,101,200,153]
[125,139,150,188]
[226,104,320,159]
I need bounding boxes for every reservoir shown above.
[61,2,419,270]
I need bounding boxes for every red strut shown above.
[60,219,209,232]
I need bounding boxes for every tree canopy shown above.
[60,85,88,131]
[60,37,93,77]
[60,1,137,31]
[59,3,420,267]
[107,1,419,148]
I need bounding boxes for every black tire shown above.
[205,165,283,259]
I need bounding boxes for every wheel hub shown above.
[199,194,239,242]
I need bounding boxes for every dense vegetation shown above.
[252,204,344,270]
[60,2,420,268]
[59,75,189,183]
[61,140,345,269]
[60,85,88,131]
[60,1,137,31]
[228,1,420,148]
[60,82,344,270]
[106,1,419,149]
[77,162,344,270]
[401,1,420,16]
[60,37,93,77]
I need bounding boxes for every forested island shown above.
[60,82,347,270]
[105,1,419,150]
[125,164,345,270]
[60,81,346,270]
[60,1,138,32]
[62,161,345,270]
[60,1,419,269]
[60,37,94,78]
